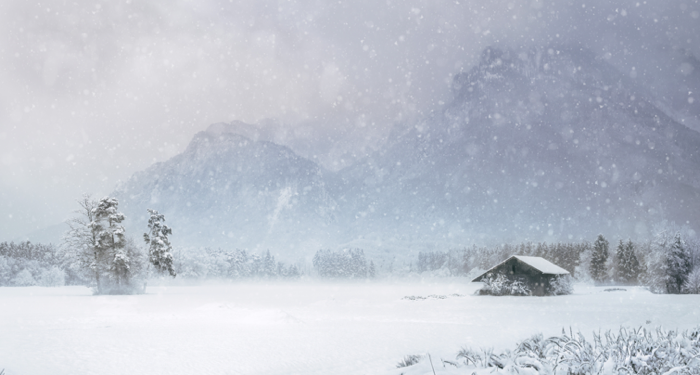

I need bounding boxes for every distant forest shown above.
[1,223,699,294]
[413,229,700,294]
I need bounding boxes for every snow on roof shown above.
[513,256,570,275]
[472,255,569,282]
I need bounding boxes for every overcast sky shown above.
[0,0,698,241]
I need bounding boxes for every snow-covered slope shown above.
[114,45,700,253]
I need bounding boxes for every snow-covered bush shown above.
[477,273,531,296]
[476,273,508,295]
[455,326,700,374]
[11,269,36,286]
[548,274,574,295]
[508,279,531,296]
[38,267,66,287]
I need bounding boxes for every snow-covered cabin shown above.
[472,255,570,296]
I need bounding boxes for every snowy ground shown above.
[1,280,699,375]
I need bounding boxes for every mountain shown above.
[114,123,340,253]
[114,45,700,255]
[336,46,700,244]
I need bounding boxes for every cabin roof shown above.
[471,255,570,282]
[512,256,570,275]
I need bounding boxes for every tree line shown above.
[0,241,75,287]
[312,248,376,278]
[414,223,700,294]
[173,247,302,279]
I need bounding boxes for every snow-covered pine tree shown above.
[288,264,301,278]
[276,261,286,277]
[143,209,176,277]
[91,197,134,293]
[262,250,276,277]
[623,240,640,285]
[613,240,624,283]
[614,239,641,285]
[590,234,609,284]
[643,224,692,294]
[349,248,367,278]
[368,260,376,278]
[229,249,248,278]
[666,233,691,294]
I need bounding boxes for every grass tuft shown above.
[396,354,422,368]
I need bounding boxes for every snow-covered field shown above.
[1,280,699,375]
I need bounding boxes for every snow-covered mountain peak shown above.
[114,122,339,254]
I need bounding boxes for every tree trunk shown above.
[94,250,102,294]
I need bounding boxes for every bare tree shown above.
[62,194,103,293]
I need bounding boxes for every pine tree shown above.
[666,233,691,294]
[262,250,276,277]
[143,209,176,277]
[92,197,130,292]
[368,260,376,278]
[285,264,301,278]
[349,248,367,278]
[229,249,248,278]
[614,240,625,283]
[643,225,693,294]
[590,234,609,284]
[614,240,640,285]
[624,240,640,284]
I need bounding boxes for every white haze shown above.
[0,0,698,240]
